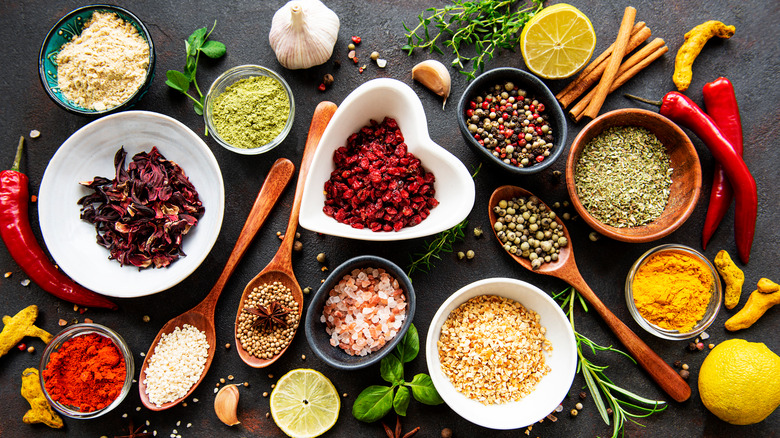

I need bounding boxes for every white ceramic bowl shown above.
[39,111,225,297]
[299,78,475,241]
[426,278,577,430]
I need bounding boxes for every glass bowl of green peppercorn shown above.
[204,65,295,155]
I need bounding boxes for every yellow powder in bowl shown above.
[632,251,713,332]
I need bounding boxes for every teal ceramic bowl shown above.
[38,5,155,116]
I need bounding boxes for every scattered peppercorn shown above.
[225,343,231,349]
[142,315,150,323]
[301,354,306,360]
[351,36,361,44]
[358,66,364,74]
[323,74,334,87]
[606,408,613,415]
[674,360,682,368]
[682,363,689,370]
[696,342,704,350]
[570,409,578,417]
[243,382,249,387]
[579,391,587,399]
[575,402,583,410]
[58,319,67,326]
[17,343,26,351]
[688,342,698,351]
[263,392,268,397]
[318,83,327,92]
[353,57,359,64]
[708,343,715,349]
[348,43,356,51]
[303,287,312,294]
[441,428,453,438]
[348,50,356,59]
[679,369,690,379]
[473,226,483,238]
[466,250,475,260]
[27,345,35,353]
[457,251,465,260]
[316,253,326,263]
[370,51,379,61]
[588,231,600,242]
[334,59,341,69]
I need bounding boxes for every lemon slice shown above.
[520,3,596,79]
[270,369,340,438]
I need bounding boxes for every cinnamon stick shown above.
[557,24,651,108]
[581,6,636,120]
[570,40,669,121]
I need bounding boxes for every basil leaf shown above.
[200,40,226,58]
[393,385,410,416]
[380,353,404,384]
[165,70,190,93]
[187,27,207,53]
[352,385,394,423]
[395,323,419,363]
[407,373,443,405]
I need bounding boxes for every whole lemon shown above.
[698,339,780,425]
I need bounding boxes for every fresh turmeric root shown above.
[714,250,744,309]
[673,20,735,91]
[725,278,780,331]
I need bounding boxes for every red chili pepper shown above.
[701,77,743,249]
[0,137,118,309]
[656,92,756,264]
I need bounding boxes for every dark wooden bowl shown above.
[565,108,702,243]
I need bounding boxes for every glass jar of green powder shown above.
[204,65,294,154]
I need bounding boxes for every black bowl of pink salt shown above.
[39,323,134,419]
[305,255,415,370]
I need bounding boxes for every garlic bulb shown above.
[269,0,340,69]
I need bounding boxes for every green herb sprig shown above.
[402,0,545,80]
[352,324,443,422]
[165,21,226,119]
[553,287,667,438]
[407,220,467,276]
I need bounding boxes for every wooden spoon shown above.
[488,185,691,402]
[137,157,295,410]
[235,101,337,368]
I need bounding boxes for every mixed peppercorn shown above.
[465,82,554,168]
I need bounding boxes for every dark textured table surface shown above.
[1,1,778,437]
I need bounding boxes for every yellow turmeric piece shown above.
[1,305,53,358]
[726,278,780,331]
[21,368,63,428]
[713,250,744,309]
[632,251,713,331]
[673,20,735,91]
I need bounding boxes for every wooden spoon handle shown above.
[567,273,691,402]
[270,101,338,273]
[198,158,295,312]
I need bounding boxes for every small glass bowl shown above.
[39,323,134,419]
[625,244,721,340]
[38,4,156,116]
[203,65,295,155]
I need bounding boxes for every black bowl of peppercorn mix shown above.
[304,255,415,370]
[39,4,155,116]
[457,67,567,175]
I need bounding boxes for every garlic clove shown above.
[214,384,240,426]
[269,0,340,70]
[412,60,451,109]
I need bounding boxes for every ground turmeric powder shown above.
[725,278,780,331]
[673,20,735,91]
[714,250,743,309]
[632,251,713,332]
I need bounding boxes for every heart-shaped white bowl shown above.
[299,78,475,241]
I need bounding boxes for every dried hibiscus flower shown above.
[78,147,204,269]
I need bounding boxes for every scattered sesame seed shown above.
[377,59,387,68]
[271,384,275,389]
[682,363,689,370]
[193,398,198,403]
[143,315,150,322]
[228,375,234,380]
[575,403,583,410]
[133,379,137,383]
[266,413,270,418]
[140,352,146,357]
[708,343,715,349]
[268,374,273,379]
[220,378,226,384]
[27,346,35,353]
[301,354,306,360]
[342,392,348,397]
[122,413,128,418]
[263,392,268,397]
[700,331,710,340]
[176,421,181,426]
[214,388,218,393]
[146,420,150,426]
[21,279,30,286]
[187,423,192,428]
[30,130,41,138]
[136,406,141,411]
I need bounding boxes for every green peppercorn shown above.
[466,250,475,259]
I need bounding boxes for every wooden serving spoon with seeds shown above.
[235,101,337,368]
[488,185,691,403]
[137,157,295,411]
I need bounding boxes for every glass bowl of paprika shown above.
[39,323,134,419]
[203,64,295,155]
[625,244,722,341]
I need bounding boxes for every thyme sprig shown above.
[402,0,545,80]
[552,287,667,438]
[407,219,468,276]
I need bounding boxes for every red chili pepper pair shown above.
[0,137,118,309]
[657,91,756,264]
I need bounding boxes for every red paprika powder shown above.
[42,333,126,412]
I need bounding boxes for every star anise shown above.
[247,301,290,332]
[382,416,420,438]
[115,420,152,438]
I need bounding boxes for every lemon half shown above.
[520,3,596,79]
[270,369,341,437]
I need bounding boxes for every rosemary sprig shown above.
[407,219,468,276]
[552,287,667,438]
[402,0,545,80]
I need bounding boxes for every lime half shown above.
[270,369,340,438]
